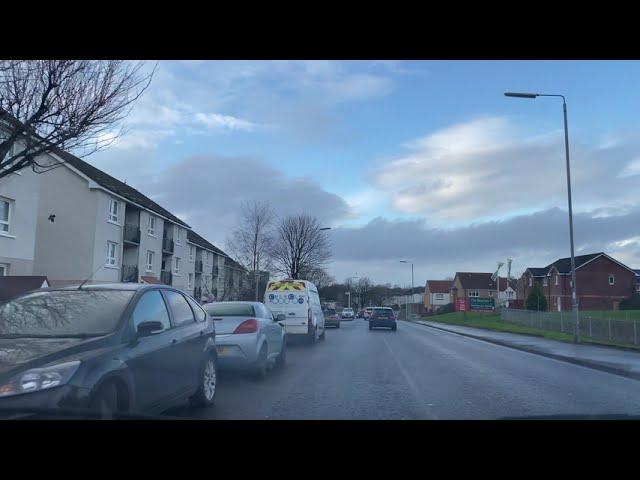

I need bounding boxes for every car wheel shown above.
[307,327,317,345]
[89,382,120,418]
[251,344,268,380]
[319,328,326,341]
[276,339,287,368]
[369,323,373,330]
[336,322,340,329]
[392,324,397,331]
[191,355,217,407]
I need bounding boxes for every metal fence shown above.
[501,309,640,346]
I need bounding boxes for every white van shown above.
[264,279,325,344]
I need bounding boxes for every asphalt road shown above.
[168,318,640,419]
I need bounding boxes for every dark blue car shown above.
[0,283,217,418]
[368,307,397,331]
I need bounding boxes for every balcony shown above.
[211,265,219,276]
[162,236,174,254]
[121,265,139,283]
[195,260,203,274]
[123,224,141,245]
[160,270,172,285]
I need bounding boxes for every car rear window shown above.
[373,309,394,318]
[204,303,255,317]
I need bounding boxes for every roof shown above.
[546,252,636,275]
[426,280,452,294]
[52,148,190,229]
[186,230,227,256]
[0,276,49,301]
[224,257,246,271]
[633,269,640,277]
[526,267,549,277]
[454,272,497,290]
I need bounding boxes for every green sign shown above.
[469,297,495,310]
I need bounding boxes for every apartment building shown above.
[186,229,230,301]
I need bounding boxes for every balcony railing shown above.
[160,270,172,285]
[123,224,141,245]
[195,260,203,273]
[162,236,174,254]
[121,265,139,283]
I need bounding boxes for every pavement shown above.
[167,318,640,419]
[417,320,640,381]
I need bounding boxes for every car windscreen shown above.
[327,308,337,315]
[0,290,135,337]
[372,309,393,318]
[203,303,255,317]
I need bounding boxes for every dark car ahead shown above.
[0,284,217,418]
[368,307,397,331]
[324,308,340,328]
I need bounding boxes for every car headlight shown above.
[0,361,80,398]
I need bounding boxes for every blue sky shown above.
[88,60,640,285]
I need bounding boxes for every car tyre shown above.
[336,322,340,329]
[319,328,326,340]
[276,339,287,368]
[307,327,317,345]
[90,381,121,418]
[191,355,217,407]
[369,323,373,330]
[392,324,397,331]
[251,344,268,380]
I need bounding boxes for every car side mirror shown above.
[276,314,286,322]
[137,320,164,337]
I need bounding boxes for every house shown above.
[221,257,249,301]
[0,276,49,302]
[520,267,549,301]
[545,252,636,311]
[634,269,640,294]
[423,280,452,312]
[498,278,518,305]
[451,272,497,302]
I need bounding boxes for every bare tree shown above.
[226,200,275,300]
[270,214,331,280]
[300,266,334,289]
[0,60,155,178]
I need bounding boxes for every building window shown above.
[543,277,548,286]
[175,228,182,245]
[107,199,119,224]
[435,293,444,300]
[106,241,118,266]
[528,277,532,287]
[0,197,12,234]
[188,273,193,289]
[0,264,8,276]
[609,274,615,285]
[147,216,156,236]
[508,291,514,298]
[555,275,559,286]
[189,245,194,261]
[205,252,209,265]
[146,251,154,272]
[174,257,181,274]
[468,290,479,298]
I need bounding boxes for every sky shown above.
[86,60,640,286]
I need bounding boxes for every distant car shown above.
[356,310,364,319]
[363,307,374,320]
[0,284,218,418]
[202,301,286,379]
[369,307,397,331]
[324,308,341,328]
[341,308,354,320]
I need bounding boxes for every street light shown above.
[400,260,414,320]
[346,275,360,309]
[504,91,580,343]
[319,227,331,231]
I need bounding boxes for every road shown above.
[168,318,640,419]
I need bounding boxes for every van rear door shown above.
[264,280,309,332]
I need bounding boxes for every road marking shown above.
[380,333,439,420]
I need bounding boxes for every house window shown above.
[189,245,194,261]
[0,197,11,233]
[174,257,181,274]
[107,199,119,224]
[528,277,532,287]
[555,275,559,286]
[0,264,8,276]
[468,290,479,297]
[146,251,154,272]
[435,293,444,300]
[488,291,494,297]
[543,277,548,286]
[188,273,193,289]
[175,228,182,245]
[147,216,156,236]
[508,291,514,298]
[609,274,615,285]
[106,241,118,266]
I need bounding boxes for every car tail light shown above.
[233,319,259,334]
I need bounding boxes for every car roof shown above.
[39,283,175,293]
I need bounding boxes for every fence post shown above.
[608,317,612,341]
[560,310,563,333]
[589,317,592,338]
[634,320,637,346]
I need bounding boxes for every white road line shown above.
[380,333,439,420]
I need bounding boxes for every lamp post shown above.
[504,91,580,343]
[400,260,414,320]
[346,275,360,310]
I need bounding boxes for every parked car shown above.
[369,307,397,331]
[341,308,354,320]
[264,279,325,345]
[202,301,286,379]
[0,284,218,418]
[325,308,340,328]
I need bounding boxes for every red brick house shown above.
[521,252,636,311]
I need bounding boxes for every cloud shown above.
[137,155,352,248]
[372,117,640,225]
[193,112,256,131]
[327,206,640,284]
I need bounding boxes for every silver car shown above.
[202,301,286,379]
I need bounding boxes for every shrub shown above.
[620,294,640,310]
[526,283,548,311]
[437,303,455,315]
